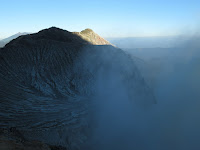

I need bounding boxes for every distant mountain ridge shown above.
[1,32,30,42]
[0,41,6,48]
[0,32,30,47]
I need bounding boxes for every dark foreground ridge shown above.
[0,128,66,150]
[0,27,156,149]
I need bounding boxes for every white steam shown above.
[80,34,200,150]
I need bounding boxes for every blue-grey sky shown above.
[0,0,199,39]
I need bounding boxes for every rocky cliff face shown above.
[0,27,155,149]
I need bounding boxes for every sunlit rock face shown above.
[73,28,112,45]
[0,27,155,149]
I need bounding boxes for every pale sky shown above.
[0,0,199,39]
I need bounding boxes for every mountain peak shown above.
[42,26,67,32]
[5,27,92,47]
[74,28,112,45]
[2,27,112,48]
[80,28,94,34]
[38,27,70,35]
[0,27,156,149]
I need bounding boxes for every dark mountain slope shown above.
[0,27,155,148]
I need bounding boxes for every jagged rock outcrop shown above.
[0,27,155,149]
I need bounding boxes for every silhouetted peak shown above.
[5,27,90,47]
[41,27,68,32]
[4,27,112,48]
[37,27,71,35]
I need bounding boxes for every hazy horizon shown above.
[0,28,198,40]
[1,28,199,49]
[0,29,187,40]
